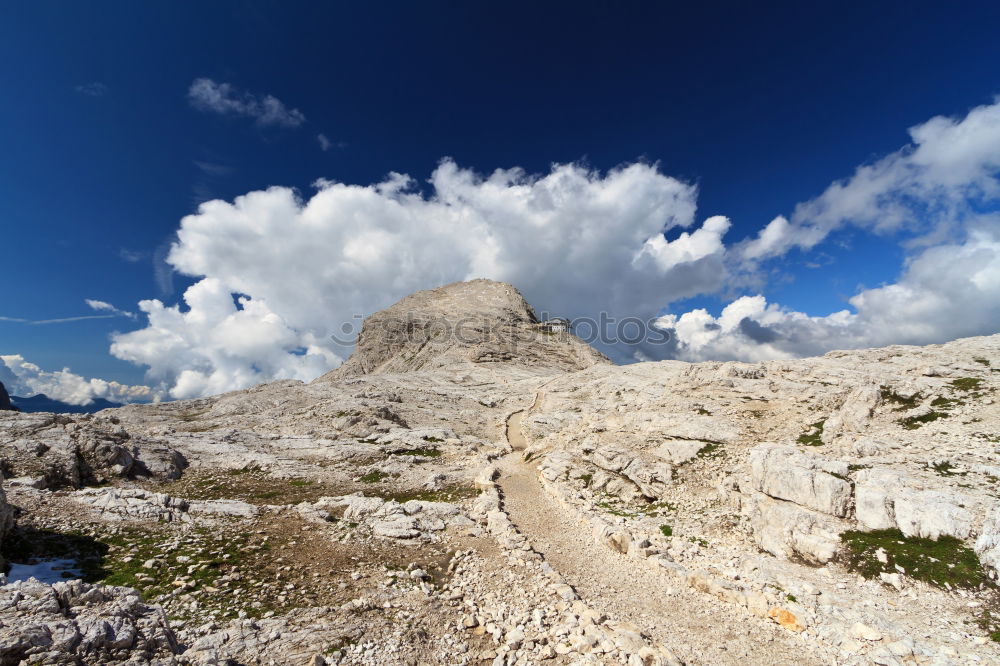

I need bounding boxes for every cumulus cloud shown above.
[188,78,306,128]
[110,279,340,399]
[111,98,1000,394]
[659,223,1000,361]
[0,354,156,406]
[738,98,1000,263]
[111,160,728,398]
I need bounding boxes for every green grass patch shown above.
[597,501,638,518]
[950,377,984,392]
[380,484,480,504]
[289,479,314,487]
[974,358,991,367]
[696,442,723,458]
[898,410,947,430]
[389,447,441,458]
[659,524,673,537]
[880,386,920,410]
[578,473,593,487]
[840,528,987,589]
[931,397,961,409]
[360,471,395,484]
[797,420,826,446]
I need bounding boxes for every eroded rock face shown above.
[855,468,974,539]
[0,579,179,664]
[740,491,844,563]
[0,381,15,412]
[3,281,999,665]
[0,474,16,569]
[324,279,609,379]
[749,444,852,518]
[976,504,1000,572]
[0,412,185,488]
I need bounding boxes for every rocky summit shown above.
[1,279,999,666]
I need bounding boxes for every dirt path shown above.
[497,394,823,666]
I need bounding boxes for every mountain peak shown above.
[322,279,609,379]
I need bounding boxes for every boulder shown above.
[314,494,466,539]
[741,491,843,564]
[976,503,1000,572]
[749,444,852,517]
[0,579,178,663]
[822,385,881,443]
[855,468,973,539]
[589,446,672,500]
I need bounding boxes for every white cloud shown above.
[85,299,136,319]
[0,354,156,406]
[110,279,340,400]
[111,99,1000,392]
[738,98,1000,263]
[317,134,332,151]
[659,224,1000,361]
[111,160,726,398]
[188,78,306,128]
[653,98,1000,362]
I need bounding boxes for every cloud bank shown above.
[655,97,1000,361]
[658,224,1000,361]
[110,98,1000,398]
[188,78,306,128]
[0,355,155,406]
[111,161,722,398]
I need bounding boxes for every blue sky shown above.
[2,1,1000,404]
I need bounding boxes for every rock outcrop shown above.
[324,279,609,378]
[0,381,15,411]
[2,281,998,665]
[0,579,178,664]
[854,468,974,539]
[748,444,852,517]
[0,412,186,488]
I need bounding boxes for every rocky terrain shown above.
[1,278,998,665]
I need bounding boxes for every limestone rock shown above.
[0,579,178,663]
[976,503,1000,572]
[741,491,843,563]
[748,444,852,517]
[855,468,973,539]
[322,279,609,379]
[0,381,15,412]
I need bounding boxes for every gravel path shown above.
[497,395,825,666]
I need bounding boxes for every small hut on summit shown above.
[539,317,570,333]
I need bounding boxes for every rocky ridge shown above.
[0,279,998,665]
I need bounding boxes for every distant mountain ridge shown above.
[9,391,121,414]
